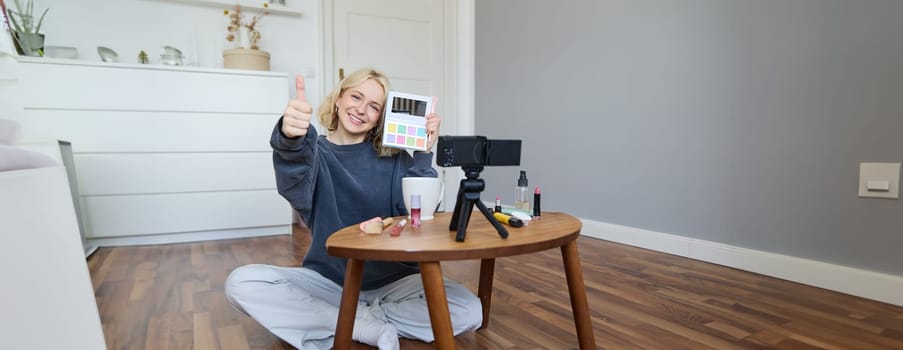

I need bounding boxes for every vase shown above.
[14,32,45,57]
[236,27,252,49]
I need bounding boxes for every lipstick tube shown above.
[390,219,408,237]
[533,187,541,219]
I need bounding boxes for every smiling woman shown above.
[326,78,386,144]
[315,68,395,154]
[222,68,470,349]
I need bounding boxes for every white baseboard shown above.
[87,225,291,247]
[580,218,903,307]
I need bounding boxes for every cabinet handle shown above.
[339,68,344,80]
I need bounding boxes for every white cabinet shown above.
[5,57,292,245]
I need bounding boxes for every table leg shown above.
[334,258,365,350]
[419,261,456,350]
[561,240,596,349]
[478,258,495,329]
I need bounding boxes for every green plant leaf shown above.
[5,0,47,34]
[25,0,33,20]
[35,8,48,33]
[11,0,32,29]
[6,9,25,33]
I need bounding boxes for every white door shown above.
[330,0,462,210]
[332,0,444,96]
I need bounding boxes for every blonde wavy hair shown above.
[318,68,398,157]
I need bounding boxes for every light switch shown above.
[859,162,900,199]
[867,180,890,192]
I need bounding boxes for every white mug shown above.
[402,177,444,220]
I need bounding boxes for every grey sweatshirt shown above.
[270,119,437,290]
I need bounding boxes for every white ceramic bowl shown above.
[44,46,79,59]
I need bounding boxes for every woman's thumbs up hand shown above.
[282,75,313,138]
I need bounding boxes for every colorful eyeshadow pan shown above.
[383,122,429,151]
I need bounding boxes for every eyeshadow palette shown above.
[381,91,433,151]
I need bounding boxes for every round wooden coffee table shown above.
[326,211,595,349]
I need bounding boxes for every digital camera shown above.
[436,136,521,168]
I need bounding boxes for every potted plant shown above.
[222,3,270,71]
[5,0,48,57]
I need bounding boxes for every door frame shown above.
[318,0,476,208]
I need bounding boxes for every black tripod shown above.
[449,166,509,242]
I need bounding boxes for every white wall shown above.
[475,0,903,306]
[35,0,322,104]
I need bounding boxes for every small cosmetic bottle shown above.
[515,171,529,211]
[410,194,421,227]
[495,196,502,213]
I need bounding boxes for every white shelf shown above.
[16,56,289,77]
[145,0,302,16]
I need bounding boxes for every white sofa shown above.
[0,119,106,349]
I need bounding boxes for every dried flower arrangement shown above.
[224,3,269,50]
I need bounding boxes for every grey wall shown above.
[475,0,903,276]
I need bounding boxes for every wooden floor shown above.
[87,225,903,349]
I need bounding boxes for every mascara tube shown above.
[493,212,524,228]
